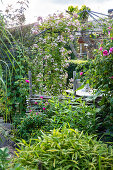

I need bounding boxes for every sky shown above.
[0,0,113,24]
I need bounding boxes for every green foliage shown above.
[66,59,90,87]
[68,5,91,21]
[12,127,113,169]
[47,97,100,134]
[15,96,100,140]
[80,24,113,139]
[16,112,48,140]
[0,147,11,170]
[83,25,113,96]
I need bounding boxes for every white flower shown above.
[51,58,54,62]
[54,68,59,71]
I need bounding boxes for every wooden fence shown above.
[26,71,102,113]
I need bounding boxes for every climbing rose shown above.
[25,80,29,83]
[43,107,46,110]
[36,112,38,115]
[40,96,43,99]
[108,27,112,29]
[111,37,113,40]
[80,72,83,76]
[109,76,113,79]
[99,47,103,51]
[103,50,108,56]
[35,102,38,104]
[109,47,113,53]
[108,31,110,35]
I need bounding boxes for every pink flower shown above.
[109,47,113,53]
[25,80,29,83]
[108,27,112,30]
[111,37,113,40]
[35,102,38,104]
[29,110,32,112]
[101,41,103,44]
[108,31,110,35]
[42,107,46,110]
[40,96,43,99]
[103,50,109,56]
[80,72,83,76]
[36,112,38,115]
[99,47,103,51]
[109,76,113,79]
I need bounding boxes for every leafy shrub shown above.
[0,147,11,170]
[82,25,113,140]
[47,97,100,134]
[16,96,100,140]
[16,112,49,140]
[12,126,113,169]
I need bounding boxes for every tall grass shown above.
[0,14,23,122]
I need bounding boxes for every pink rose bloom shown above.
[99,47,103,51]
[108,31,110,35]
[29,110,32,112]
[80,72,83,76]
[109,76,113,79]
[40,96,43,99]
[108,27,112,30]
[43,107,46,110]
[36,112,38,115]
[109,47,113,53]
[35,102,38,104]
[111,37,113,40]
[25,80,29,83]
[103,50,109,56]
[101,41,103,44]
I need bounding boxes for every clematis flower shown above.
[73,13,78,18]
[37,16,43,22]
[32,30,38,34]
[40,96,43,99]
[25,80,29,83]
[80,72,83,76]
[99,47,103,51]
[109,76,113,79]
[43,107,46,110]
[103,50,109,56]
[109,47,113,53]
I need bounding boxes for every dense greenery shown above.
[0,2,113,170]
[11,127,113,169]
[13,96,99,141]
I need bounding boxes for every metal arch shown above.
[78,9,111,27]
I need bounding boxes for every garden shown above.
[0,1,113,170]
